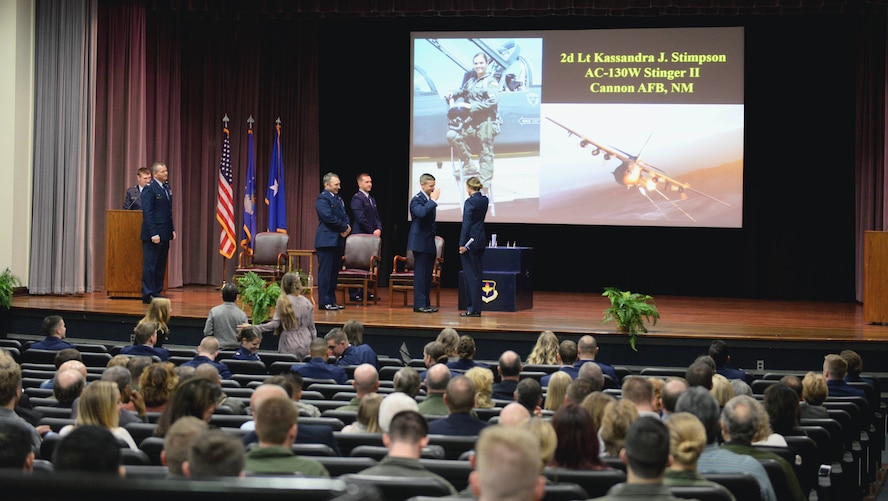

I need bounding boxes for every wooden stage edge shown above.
[10,286,888,373]
[9,285,888,343]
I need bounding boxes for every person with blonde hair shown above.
[525,330,559,365]
[522,416,557,472]
[800,371,829,418]
[465,366,494,409]
[138,296,171,346]
[600,398,639,457]
[251,271,317,359]
[469,425,547,501]
[710,373,734,407]
[437,328,460,361]
[663,412,737,499]
[341,392,383,433]
[59,380,139,450]
[543,371,571,412]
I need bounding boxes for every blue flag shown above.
[241,126,257,249]
[265,122,287,233]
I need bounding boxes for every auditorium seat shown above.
[340,473,453,501]
[541,482,589,501]
[333,431,384,457]
[543,467,626,498]
[314,456,377,477]
[701,472,762,501]
[418,458,472,491]
[668,485,734,501]
[427,434,478,460]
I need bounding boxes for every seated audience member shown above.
[30,315,76,351]
[138,297,172,347]
[581,391,616,432]
[574,335,619,384]
[51,367,86,410]
[729,378,753,397]
[648,376,664,415]
[685,359,714,390]
[326,325,378,368]
[800,371,829,418]
[447,334,490,373]
[622,376,659,418]
[294,337,348,384]
[761,383,802,442]
[130,361,177,413]
[578,360,605,391]
[523,416,558,472]
[52,425,124,476]
[515,378,543,417]
[592,417,688,501]
[708,339,748,381]
[120,321,170,361]
[266,373,321,417]
[244,395,330,476]
[660,376,689,419]
[470,425,547,501]
[674,387,777,501]
[465,366,494,409]
[710,374,734,408]
[436,328,460,362]
[780,374,803,399]
[419,341,449,381]
[663,412,737,500]
[180,336,232,380]
[549,403,609,470]
[193,363,246,415]
[162,416,209,477]
[76,365,145,425]
[0,420,36,471]
[126,355,154,391]
[183,429,245,478]
[418,363,451,416]
[840,349,875,385]
[600,399,639,458]
[393,366,422,398]
[336,363,379,412]
[526,330,561,366]
[499,402,531,427]
[539,339,577,387]
[564,377,597,406]
[0,350,45,450]
[203,282,249,350]
[492,350,522,401]
[429,375,488,436]
[378,392,421,433]
[59,380,139,450]
[241,383,339,454]
[232,326,263,361]
[39,350,84,389]
[543,370,571,412]
[823,353,866,398]
[721,395,806,501]
[241,383,291,432]
[175,365,196,382]
[154,377,223,437]
[108,354,131,368]
[358,410,458,494]
[341,392,383,433]
[343,319,367,346]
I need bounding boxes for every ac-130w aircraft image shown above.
[546,117,730,222]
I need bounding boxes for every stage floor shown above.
[10,285,888,342]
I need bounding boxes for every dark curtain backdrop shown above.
[87,1,887,302]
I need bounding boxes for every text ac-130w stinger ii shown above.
[546,117,729,222]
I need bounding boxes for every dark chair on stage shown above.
[336,234,382,306]
[388,236,444,308]
[234,231,289,283]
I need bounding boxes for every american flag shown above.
[217,127,236,258]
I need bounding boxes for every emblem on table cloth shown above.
[481,280,498,303]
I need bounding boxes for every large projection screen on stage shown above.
[409,27,744,228]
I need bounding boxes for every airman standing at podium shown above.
[141,161,175,304]
[123,167,152,210]
[459,176,488,317]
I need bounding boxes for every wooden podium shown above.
[105,210,144,298]
[864,231,888,323]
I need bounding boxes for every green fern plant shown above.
[601,286,659,351]
[235,272,281,324]
[0,268,22,310]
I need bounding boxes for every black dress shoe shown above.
[460,311,481,317]
[414,307,437,313]
[336,304,345,309]
[142,297,152,304]
[322,304,340,311]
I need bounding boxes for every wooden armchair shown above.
[336,234,382,306]
[388,236,444,307]
[233,231,289,282]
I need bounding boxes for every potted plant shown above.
[601,286,659,351]
[0,268,22,339]
[235,271,281,324]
